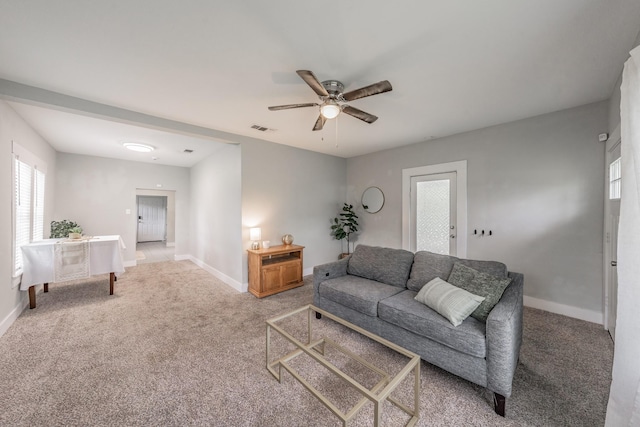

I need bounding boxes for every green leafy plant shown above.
[330,203,359,254]
[50,220,82,238]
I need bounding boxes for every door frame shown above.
[603,125,621,332]
[135,188,177,247]
[402,160,467,257]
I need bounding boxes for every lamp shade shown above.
[250,227,262,241]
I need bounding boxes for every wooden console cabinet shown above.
[247,244,304,298]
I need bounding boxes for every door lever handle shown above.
[611,261,617,267]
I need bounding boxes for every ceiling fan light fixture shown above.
[320,102,341,119]
[123,142,155,153]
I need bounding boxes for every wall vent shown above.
[183,149,194,153]
[251,124,270,132]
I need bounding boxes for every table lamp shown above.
[250,227,262,249]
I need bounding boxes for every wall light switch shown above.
[125,209,131,214]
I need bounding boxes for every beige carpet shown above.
[0,261,613,426]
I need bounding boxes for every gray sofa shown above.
[313,244,523,416]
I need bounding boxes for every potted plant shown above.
[68,226,83,239]
[50,220,82,239]
[330,203,359,258]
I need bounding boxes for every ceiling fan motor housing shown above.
[322,80,344,97]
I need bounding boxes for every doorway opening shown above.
[135,189,176,264]
[604,126,621,341]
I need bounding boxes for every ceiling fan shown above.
[268,70,392,131]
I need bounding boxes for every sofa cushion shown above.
[406,251,457,292]
[319,275,405,317]
[447,262,512,322]
[378,290,487,358]
[414,277,485,326]
[347,245,415,288]
[406,251,508,292]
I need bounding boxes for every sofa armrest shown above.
[313,256,350,299]
[485,271,524,397]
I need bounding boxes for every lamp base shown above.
[251,241,260,250]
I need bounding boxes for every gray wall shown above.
[347,101,608,315]
[0,100,57,331]
[189,143,243,286]
[241,139,346,283]
[55,153,190,263]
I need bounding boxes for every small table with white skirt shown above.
[20,235,126,309]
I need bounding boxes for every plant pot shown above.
[69,233,82,239]
[339,253,350,259]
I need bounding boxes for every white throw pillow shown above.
[414,277,485,326]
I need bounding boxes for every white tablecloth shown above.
[20,235,126,290]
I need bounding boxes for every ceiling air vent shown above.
[251,124,270,132]
[183,149,194,153]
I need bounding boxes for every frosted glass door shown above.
[411,172,457,255]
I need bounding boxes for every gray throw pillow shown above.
[447,262,512,322]
[414,277,485,327]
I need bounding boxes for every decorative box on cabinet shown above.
[247,244,304,298]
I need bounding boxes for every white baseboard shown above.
[524,295,603,325]
[186,255,246,293]
[166,242,175,247]
[174,254,190,261]
[303,267,313,277]
[0,293,30,338]
[124,260,137,268]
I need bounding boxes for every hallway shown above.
[135,241,174,264]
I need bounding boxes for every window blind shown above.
[14,158,32,276]
[33,168,45,241]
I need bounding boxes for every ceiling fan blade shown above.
[312,115,326,131]
[342,80,392,102]
[268,103,319,111]
[342,105,378,124]
[297,70,329,97]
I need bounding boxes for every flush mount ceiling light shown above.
[123,142,155,153]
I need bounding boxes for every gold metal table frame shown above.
[266,305,420,427]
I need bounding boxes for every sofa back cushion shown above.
[406,251,508,292]
[347,245,414,288]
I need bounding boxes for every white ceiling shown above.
[1,1,640,164]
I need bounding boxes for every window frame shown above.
[11,141,47,287]
[609,156,621,200]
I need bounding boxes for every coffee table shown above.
[266,304,420,426]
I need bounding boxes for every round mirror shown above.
[362,187,384,214]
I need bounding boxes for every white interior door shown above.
[137,196,167,242]
[605,139,621,341]
[410,172,457,255]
